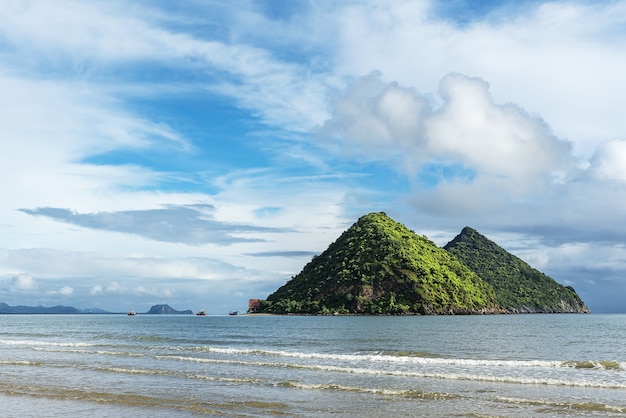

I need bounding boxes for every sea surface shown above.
[1,313,625,417]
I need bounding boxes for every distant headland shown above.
[0,302,193,315]
[0,302,110,314]
[253,212,590,315]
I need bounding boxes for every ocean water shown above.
[1,314,625,417]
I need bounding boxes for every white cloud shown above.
[0,0,330,133]
[320,71,430,165]
[90,285,104,295]
[51,286,74,296]
[106,281,121,293]
[330,0,626,158]
[0,0,343,261]
[587,139,626,182]
[10,273,37,291]
[427,74,573,188]
[0,74,187,234]
[61,286,74,296]
[320,72,573,194]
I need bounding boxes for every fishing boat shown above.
[127,310,136,316]
[229,311,238,316]
[195,309,207,316]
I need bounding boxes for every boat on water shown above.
[229,311,238,316]
[127,311,136,316]
[195,309,207,316]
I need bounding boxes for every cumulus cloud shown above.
[320,71,573,194]
[320,71,430,165]
[10,273,37,291]
[90,285,104,295]
[587,139,626,182]
[47,286,74,296]
[427,74,573,187]
[331,1,626,158]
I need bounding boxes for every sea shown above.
[1,313,625,417]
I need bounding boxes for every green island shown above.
[257,212,589,315]
[444,226,589,313]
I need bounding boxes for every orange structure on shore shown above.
[248,299,261,313]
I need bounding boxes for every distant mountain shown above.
[146,304,193,314]
[444,227,589,313]
[262,212,501,315]
[0,302,110,314]
[79,308,111,314]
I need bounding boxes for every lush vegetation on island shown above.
[444,227,589,313]
[262,212,501,315]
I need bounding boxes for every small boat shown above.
[195,309,207,316]
[229,311,238,316]
[127,311,136,316]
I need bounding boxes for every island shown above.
[255,212,589,315]
[145,304,193,314]
[444,226,589,313]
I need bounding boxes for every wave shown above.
[156,354,626,389]
[496,396,626,414]
[183,346,625,371]
[562,360,623,370]
[0,360,43,366]
[25,342,626,372]
[21,339,621,372]
[98,366,262,384]
[0,338,94,348]
[276,381,459,399]
[32,346,145,357]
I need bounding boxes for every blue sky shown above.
[2,0,626,313]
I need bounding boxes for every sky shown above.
[1,0,626,314]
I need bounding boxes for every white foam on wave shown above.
[188,346,624,370]
[100,365,262,385]
[156,354,626,389]
[0,360,42,366]
[32,346,145,357]
[278,381,457,399]
[0,339,94,347]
